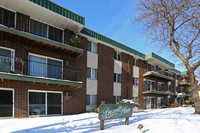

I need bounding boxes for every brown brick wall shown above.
[97,43,114,105]
[138,59,148,109]
[121,53,133,99]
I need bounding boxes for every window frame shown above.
[28,53,63,79]
[87,67,97,80]
[114,96,121,104]
[158,82,164,91]
[133,77,139,86]
[0,7,16,28]
[114,51,121,61]
[28,90,63,116]
[0,46,15,72]
[86,95,96,106]
[87,41,98,54]
[114,73,121,83]
[147,80,156,91]
[133,58,138,67]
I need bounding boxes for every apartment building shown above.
[0,0,191,118]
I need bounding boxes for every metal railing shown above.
[0,56,82,81]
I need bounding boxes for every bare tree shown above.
[134,0,200,114]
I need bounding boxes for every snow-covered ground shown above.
[0,107,200,133]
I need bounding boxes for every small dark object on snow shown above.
[137,124,143,130]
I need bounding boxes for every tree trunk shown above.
[190,73,200,114]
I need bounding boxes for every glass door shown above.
[29,92,46,115]
[47,93,62,115]
[146,97,155,109]
[0,90,13,117]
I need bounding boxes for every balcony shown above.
[143,71,174,81]
[0,25,83,58]
[143,90,174,96]
[0,56,82,87]
[179,79,191,87]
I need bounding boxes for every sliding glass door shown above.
[0,89,13,117]
[29,91,62,116]
[146,97,155,109]
[29,92,46,115]
[47,93,61,115]
[29,54,62,79]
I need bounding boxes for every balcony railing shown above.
[0,56,82,82]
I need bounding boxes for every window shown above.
[29,54,62,79]
[87,41,97,54]
[30,19,48,38]
[87,67,97,79]
[147,80,156,91]
[133,58,138,66]
[133,97,138,103]
[133,77,139,85]
[48,26,63,43]
[157,97,164,108]
[0,7,15,28]
[158,82,164,91]
[168,84,171,91]
[148,64,156,71]
[86,95,96,105]
[0,47,15,73]
[114,51,121,61]
[114,96,120,104]
[180,87,184,92]
[114,73,121,83]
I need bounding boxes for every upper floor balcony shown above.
[142,80,174,96]
[143,71,174,82]
[0,56,82,87]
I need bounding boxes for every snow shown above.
[1,107,200,133]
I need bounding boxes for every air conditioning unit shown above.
[66,91,73,97]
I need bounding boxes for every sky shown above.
[51,0,185,71]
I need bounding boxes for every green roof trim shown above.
[0,73,82,87]
[145,52,174,67]
[80,28,145,58]
[29,0,85,25]
[0,25,83,55]
[143,71,174,81]
[143,91,174,95]
[171,69,181,74]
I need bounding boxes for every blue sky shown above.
[51,0,185,71]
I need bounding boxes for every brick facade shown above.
[121,53,133,99]
[97,43,114,105]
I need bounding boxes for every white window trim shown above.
[0,88,14,118]
[88,41,98,54]
[28,53,63,79]
[0,46,15,72]
[87,67,97,80]
[133,77,138,86]
[133,58,139,67]
[87,95,96,106]
[114,51,121,61]
[147,80,156,91]
[114,73,121,83]
[158,82,164,91]
[28,90,63,116]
